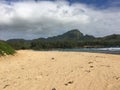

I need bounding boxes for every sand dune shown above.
[0,50,120,90]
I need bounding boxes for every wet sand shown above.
[0,50,120,90]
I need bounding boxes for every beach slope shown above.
[0,50,120,90]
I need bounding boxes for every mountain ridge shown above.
[6,29,120,41]
[5,29,120,50]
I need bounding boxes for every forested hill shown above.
[6,29,120,50]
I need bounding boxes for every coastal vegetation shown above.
[0,41,15,56]
[5,29,120,50]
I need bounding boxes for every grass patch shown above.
[0,41,15,56]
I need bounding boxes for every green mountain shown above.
[6,29,120,50]
[50,29,83,40]
[7,39,31,50]
[103,34,120,40]
[48,29,95,41]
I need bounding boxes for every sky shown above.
[0,0,120,40]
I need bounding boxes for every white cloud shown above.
[0,1,120,40]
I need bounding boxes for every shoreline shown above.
[31,49,120,55]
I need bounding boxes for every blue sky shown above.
[68,0,108,7]
[4,0,120,8]
[0,0,120,40]
[68,0,120,8]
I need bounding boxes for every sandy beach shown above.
[0,50,120,90]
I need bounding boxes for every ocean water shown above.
[57,47,120,54]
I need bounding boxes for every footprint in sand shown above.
[51,57,54,60]
[88,61,93,64]
[17,76,21,79]
[90,66,94,68]
[64,81,74,86]
[113,76,120,80]
[3,84,10,89]
[51,57,56,62]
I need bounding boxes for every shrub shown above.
[0,41,15,56]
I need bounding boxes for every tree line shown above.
[5,29,120,50]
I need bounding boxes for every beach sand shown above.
[0,50,120,90]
